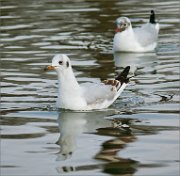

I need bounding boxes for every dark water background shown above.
[1,0,179,175]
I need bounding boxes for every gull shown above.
[45,54,131,111]
[113,10,160,52]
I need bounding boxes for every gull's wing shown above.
[80,81,120,105]
[80,66,130,107]
[133,23,159,47]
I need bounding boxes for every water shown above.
[1,0,179,175]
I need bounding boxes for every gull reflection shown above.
[56,110,113,161]
[56,111,140,175]
[113,52,157,75]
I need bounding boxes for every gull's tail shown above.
[115,66,131,84]
[149,10,156,24]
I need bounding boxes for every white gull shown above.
[45,54,131,111]
[113,10,160,52]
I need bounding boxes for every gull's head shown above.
[115,17,131,33]
[45,54,71,72]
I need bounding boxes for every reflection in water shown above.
[113,52,157,75]
[56,111,139,175]
[95,119,138,175]
[55,111,179,175]
[56,110,112,160]
[56,113,84,160]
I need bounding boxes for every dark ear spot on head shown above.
[66,61,69,68]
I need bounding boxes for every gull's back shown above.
[133,23,159,48]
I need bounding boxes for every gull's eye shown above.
[124,23,127,27]
[59,61,63,65]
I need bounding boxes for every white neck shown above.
[57,67,80,95]
[56,67,87,110]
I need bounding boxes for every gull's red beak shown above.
[115,28,122,33]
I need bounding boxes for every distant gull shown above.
[113,10,160,52]
[45,54,131,110]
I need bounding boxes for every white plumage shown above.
[45,54,130,111]
[113,10,160,52]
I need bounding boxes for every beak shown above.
[44,65,55,71]
[115,23,126,33]
[115,27,122,33]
